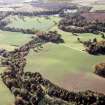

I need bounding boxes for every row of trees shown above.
[59,15,105,33]
[13,9,60,17]
[0,12,12,29]
[36,31,64,43]
[0,37,105,105]
[1,27,38,34]
[85,40,105,55]
[0,24,64,43]
[77,37,105,55]
[0,12,12,21]
[95,62,105,78]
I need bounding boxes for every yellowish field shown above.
[91,4,105,11]
[6,16,61,31]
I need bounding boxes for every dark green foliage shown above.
[59,15,105,33]
[95,63,105,78]
[37,31,64,43]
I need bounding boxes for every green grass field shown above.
[0,16,105,105]
[6,16,60,31]
[0,31,31,52]
[25,30,105,83]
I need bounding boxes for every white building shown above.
[63,9,78,14]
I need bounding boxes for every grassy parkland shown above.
[0,16,105,105]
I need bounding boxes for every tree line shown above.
[0,34,105,105]
[77,37,105,55]
[59,15,105,34]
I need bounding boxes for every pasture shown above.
[26,30,105,93]
[0,16,105,105]
[6,15,61,31]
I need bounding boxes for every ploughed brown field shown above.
[59,72,105,94]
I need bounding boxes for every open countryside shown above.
[0,0,105,105]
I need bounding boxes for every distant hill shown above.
[0,0,41,4]
[0,0,104,5]
[0,0,71,4]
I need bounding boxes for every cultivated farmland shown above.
[0,24,105,105]
[0,13,105,105]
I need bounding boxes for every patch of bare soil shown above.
[59,72,105,94]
